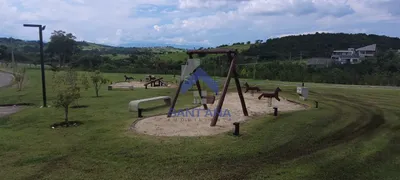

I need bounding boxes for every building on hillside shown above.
[331,48,360,64]
[330,44,376,65]
[307,58,334,68]
[356,44,377,58]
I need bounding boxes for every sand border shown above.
[129,95,310,137]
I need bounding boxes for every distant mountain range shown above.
[118,42,205,49]
[0,37,208,52]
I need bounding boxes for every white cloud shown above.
[178,0,227,9]
[0,0,399,46]
[153,25,161,32]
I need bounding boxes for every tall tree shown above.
[46,30,79,67]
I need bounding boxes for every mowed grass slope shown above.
[0,69,400,179]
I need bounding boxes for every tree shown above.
[90,70,108,97]
[46,30,79,68]
[53,69,81,123]
[13,67,26,91]
[80,73,90,91]
[240,67,249,78]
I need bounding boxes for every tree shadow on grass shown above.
[0,103,35,107]
[70,105,89,109]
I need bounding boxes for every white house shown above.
[331,44,377,65]
[356,44,376,58]
[331,48,360,64]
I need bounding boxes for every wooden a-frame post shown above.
[167,54,207,117]
[167,49,248,126]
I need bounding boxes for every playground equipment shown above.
[244,82,261,96]
[124,75,134,81]
[143,77,168,89]
[297,84,308,100]
[258,87,282,107]
[168,49,248,127]
[146,75,156,81]
[129,96,171,117]
[193,90,216,104]
[181,58,217,104]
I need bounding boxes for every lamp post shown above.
[23,24,47,107]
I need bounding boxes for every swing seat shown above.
[206,95,216,104]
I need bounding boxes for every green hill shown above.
[0,37,184,54]
[243,33,400,60]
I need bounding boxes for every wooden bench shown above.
[128,96,171,117]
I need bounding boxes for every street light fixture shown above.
[23,24,47,107]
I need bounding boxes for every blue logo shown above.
[170,108,232,121]
[180,68,219,94]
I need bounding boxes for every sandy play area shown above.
[111,81,176,89]
[133,93,308,137]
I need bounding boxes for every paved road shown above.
[0,71,13,87]
[0,72,22,118]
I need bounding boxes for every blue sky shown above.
[0,0,399,47]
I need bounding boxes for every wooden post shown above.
[273,107,278,116]
[232,63,248,117]
[210,53,236,126]
[167,80,184,117]
[196,79,208,110]
[233,122,240,136]
[138,109,143,118]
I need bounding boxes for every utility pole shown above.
[23,24,47,107]
[289,52,292,61]
[10,38,16,72]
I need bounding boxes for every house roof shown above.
[356,44,376,51]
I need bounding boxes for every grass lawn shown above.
[1,69,400,179]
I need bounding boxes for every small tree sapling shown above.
[53,69,81,123]
[90,70,108,97]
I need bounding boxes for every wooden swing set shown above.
[167,49,249,126]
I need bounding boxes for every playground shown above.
[133,92,306,136]
[131,49,307,136]
[110,75,176,90]
[0,51,398,179]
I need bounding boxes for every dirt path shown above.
[133,93,307,137]
[0,71,23,118]
[0,71,13,87]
